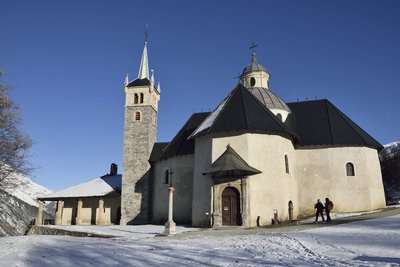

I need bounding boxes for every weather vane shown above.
[249,42,258,53]
[144,24,149,42]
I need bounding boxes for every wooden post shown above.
[36,200,44,225]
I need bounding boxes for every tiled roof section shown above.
[248,87,291,112]
[126,78,151,87]
[287,99,382,149]
[149,142,169,163]
[157,112,210,161]
[202,145,261,178]
[191,84,298,140]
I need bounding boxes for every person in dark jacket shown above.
[324,198,333,223]
[314,199,325,223]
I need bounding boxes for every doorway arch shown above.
[221,187,240,225]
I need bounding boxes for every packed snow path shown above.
[1,214,399,266]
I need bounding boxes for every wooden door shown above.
[222,187,240,225]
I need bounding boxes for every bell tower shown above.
[120,40,160,225]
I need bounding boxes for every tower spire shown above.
[150,69,155,84]
[137,41,149,79]
[124,73,129,85]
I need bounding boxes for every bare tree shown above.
[0,69,33,186]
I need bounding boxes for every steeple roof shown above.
[137,42,149,79]
[190,84,298,140]
[241,52,268,76]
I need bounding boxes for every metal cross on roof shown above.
[249,42,258,53]
[144,24,149,42]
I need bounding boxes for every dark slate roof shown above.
[202,145,261,178]
[241,53,268,75]
[248,87,291,112]
[126,78,151,87]
[287,99,382,149]
[149,142,169,163]
[156,112,210,161]
[191,84,298,140]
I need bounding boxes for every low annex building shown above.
[36,164,121,225]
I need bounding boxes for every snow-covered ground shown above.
[0,214,399,266]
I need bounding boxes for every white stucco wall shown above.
[192,136,213,227]
[61,197,120,225]
[295,146,386,218]
[211,133,298,227]
[152,154,195,224]
[186,132,385,228]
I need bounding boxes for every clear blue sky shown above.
[1,0,399,190]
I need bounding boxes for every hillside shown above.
[0,189,39,236]
[0,172,53,236]
[379,141,400,205]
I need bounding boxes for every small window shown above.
[277,113,282,121]
[140,93,144,103]
[134,93,139,104]
[285,154,289,174]
[135,112,141,121]
[346,162,355,176]
[250,77,256,87]
[163,169,170,184]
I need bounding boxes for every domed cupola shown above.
[240,52,291,122]
[240,52,270,89]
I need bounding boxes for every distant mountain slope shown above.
[379,141,400,205]
[0,172,53,236]
[1,172,52,207]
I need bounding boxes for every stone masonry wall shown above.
[121,105,157,225]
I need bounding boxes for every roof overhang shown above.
[202,145,261,178]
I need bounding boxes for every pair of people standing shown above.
[314,198,333,223]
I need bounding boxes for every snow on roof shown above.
[190,94,229,137]
[39,174,121,200]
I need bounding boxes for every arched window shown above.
[285,154,289,174]
[250,77,256,87]
[288,201,294,221]
[140,93,144,103]
[277,113,282,121]
[134,93,139,104]
[135,111,141,121]
[346,162,355,176]
[163,169,170,184]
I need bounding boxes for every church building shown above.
[36,40,386,227]
[120,41,386,228]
